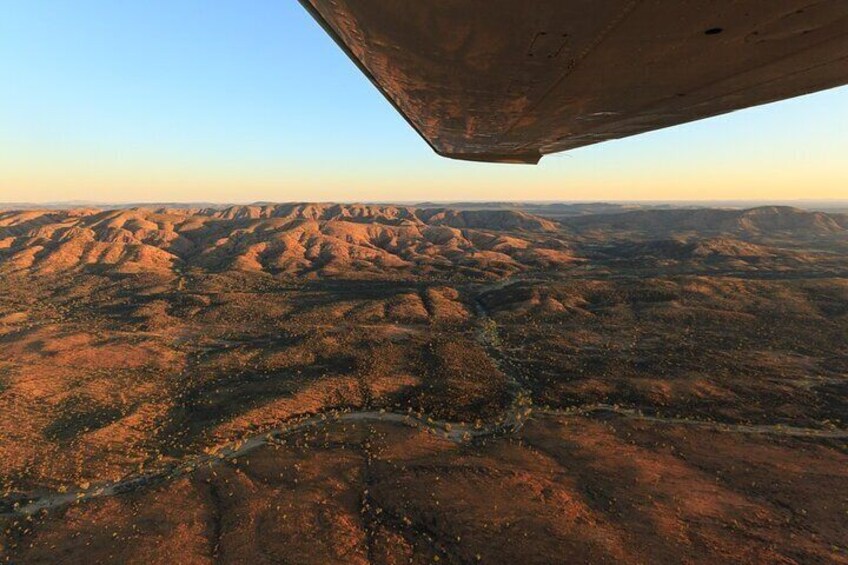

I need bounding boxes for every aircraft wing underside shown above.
[299,1,848,164]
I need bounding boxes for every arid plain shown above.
[1,203,847,564]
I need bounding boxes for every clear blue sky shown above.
[1,0,846,203]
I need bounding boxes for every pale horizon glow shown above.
[1,1,847,204]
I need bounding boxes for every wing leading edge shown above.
[299,0,848,164]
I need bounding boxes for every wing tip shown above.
[436,149,543,165]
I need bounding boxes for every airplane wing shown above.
[299,1,848,164]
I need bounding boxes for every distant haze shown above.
[2,201,847,215]
[1,2,847,203]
